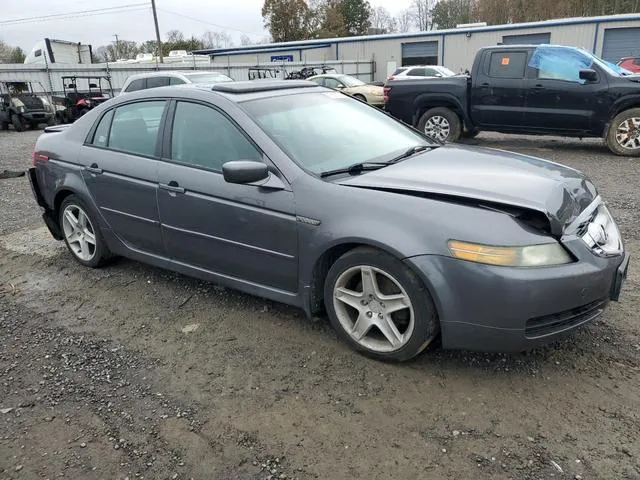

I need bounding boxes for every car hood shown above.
[336,145,598,236]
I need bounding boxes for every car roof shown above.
[212,80,319,94]
[124,70,227,81]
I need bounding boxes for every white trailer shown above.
[24,39,93,66]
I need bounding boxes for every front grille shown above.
[525,299,606,338]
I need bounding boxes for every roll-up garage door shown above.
[402,41,438,66]
[602,27,640,63]
[502,32,551,45]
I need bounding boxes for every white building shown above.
[194,13,640,81]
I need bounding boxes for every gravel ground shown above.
[1,129,639,480]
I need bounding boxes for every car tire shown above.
[606,108,640,157]
[59,195,112,268]
[418,107,462,143]
[0,121,8,131]
[324,247,439,362]
[11,114,24,132]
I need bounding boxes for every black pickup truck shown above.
[384,44,640,156]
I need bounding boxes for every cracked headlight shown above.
[581,205,622,257]
[448,240,573,267]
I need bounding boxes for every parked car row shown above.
[383,44,640,157]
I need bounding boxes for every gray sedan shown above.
[28,80,629,361]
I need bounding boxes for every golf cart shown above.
[0,81,55,132]
[285,65,337,80]
[248,66,284,80]
[53,75,113,123]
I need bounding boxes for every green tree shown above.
[262,0,311,42]
[432,0,476,29]
[339,0,372,35]
[8,46,25,63]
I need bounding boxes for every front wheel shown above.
[324,247,439,362]
[417,107,462,143]
[11,114,24,132]
[353,94,367,104]
[59,195,112,268]
[606,108,640,157]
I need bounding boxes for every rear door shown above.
[156,99,298,292]
[81,100,167,253]
[470,49,529,127]
[524,47,608,133]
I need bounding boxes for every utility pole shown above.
[113,34,120,60]
[150,0,163,63]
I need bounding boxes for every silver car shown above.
[28,80,629,362]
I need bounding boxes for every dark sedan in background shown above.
[28,80,628,361]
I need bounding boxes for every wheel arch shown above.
[412,94,469,128]
[305,239,413,317]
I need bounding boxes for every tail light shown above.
[383,86,391,103]
[388,76,395,81]
[33,151,49,166]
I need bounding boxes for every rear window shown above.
[124,78,145,92]
[146,76,170,89]
[488,52,527,79]
[392,68,407,75]
[407,68,426,76]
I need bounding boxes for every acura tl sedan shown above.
[28,80,629,362]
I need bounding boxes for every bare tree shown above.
[0,40,12,63]
[201,31,233,49]
[411,0,438,30]
[370,6,397,33]
[396,9,414,33]
[240,34,254,46]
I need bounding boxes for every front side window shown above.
[243,92,435,176]
[170,101,262,172]
[146,76,170,89]
[124,78,145,92]
[489,52,527,78]
[324,77,344,89]
[108,101,166,157]
[528,47,593,83]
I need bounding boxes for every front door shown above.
[470,49,529,127]
[157,100,298,293]
[524,47,607,133]
[80,100,167,253]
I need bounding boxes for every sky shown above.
[1,0,414,54]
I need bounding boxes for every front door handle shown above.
[159,181,185,194]
[85,163,103,174]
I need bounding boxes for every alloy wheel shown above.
[333,265,415,353]
[424,115,451,142]
[61,204,97,262]
[615,117,640,151]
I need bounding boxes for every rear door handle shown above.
[85,163,103,175]
[159,181,185,194]
[532,84,545,90]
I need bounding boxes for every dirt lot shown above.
[1,130,639,480]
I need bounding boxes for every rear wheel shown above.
[59,195,112,268]
[11,114,24,132]
[417,107,462,143]
[353,94,367,104]
[606,108,640,157]
[324,247,439,362]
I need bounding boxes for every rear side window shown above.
[146,76,170,89]
[407,68,426,76]
[488,52,527,79]
[124,78,145,92]
[424,67,440,76]
[108,101,166,157]
[91,110,114,147]
[169,77,186,85]
[634,58,640,66]
[170,101,262,172]
[324,78,343,89]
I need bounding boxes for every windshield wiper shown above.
[387,144,434,164]
[320,162,389,178]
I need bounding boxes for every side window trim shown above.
[84,99,170,159]
[163,99,266,174]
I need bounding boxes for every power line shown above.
[0,3,149,26]
[156,7,265,37]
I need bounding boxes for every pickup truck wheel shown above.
[418,107,462,143]
[607,108,640,157]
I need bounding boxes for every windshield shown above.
[243,91,434,176]
[186,73,233,83]
[578,49,633,76]
[340,75,366,87]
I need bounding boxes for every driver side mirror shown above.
[223,161,269,185]
[579,69,598,82]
